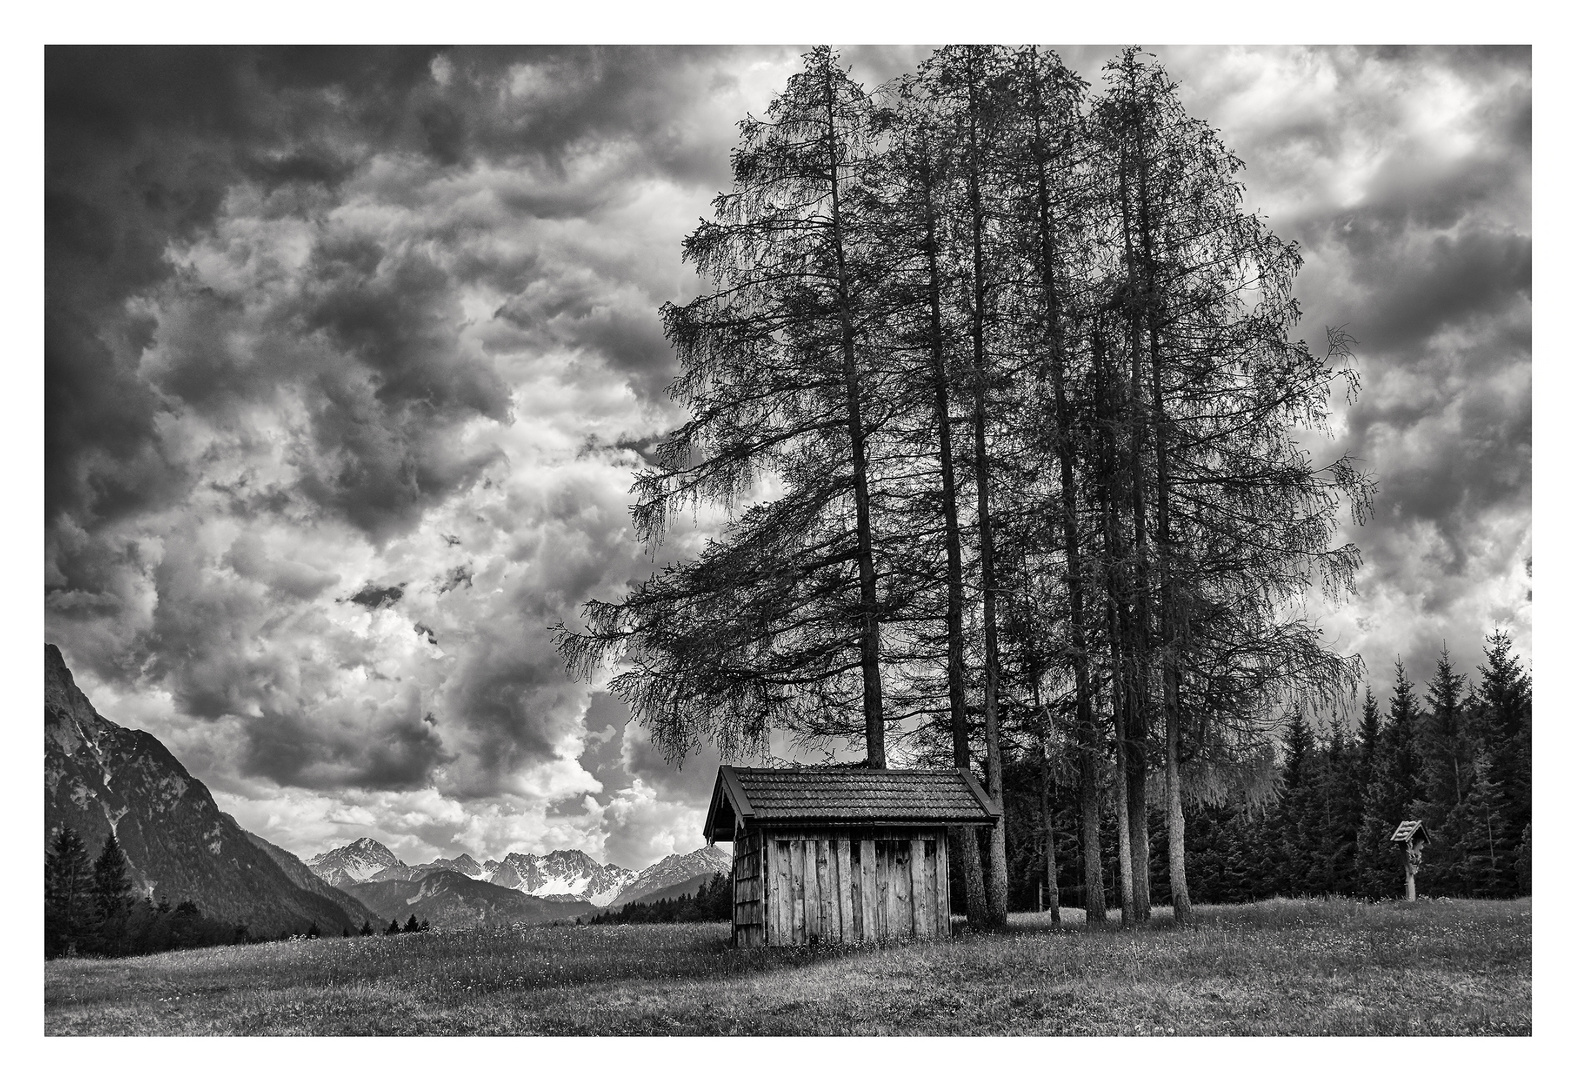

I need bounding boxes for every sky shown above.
[42,45,1531,871]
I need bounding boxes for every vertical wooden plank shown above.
[937,830,951,934]
[925,836,940,936]
[892,836,912,937]
[818,831,831,944]
[879,835,892,938]
[822,836,836,941]
[860,837,878,941]
[856,837,868,938]
[791,837,807,945]
[910,836,929,938]
[836,834,854,943]
[814,837,831,942]
[802,837,819,942]
[776,838,791,944]
[825,837,840,940]
[769,837,782,943]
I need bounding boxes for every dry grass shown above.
[44,896,1530,1036]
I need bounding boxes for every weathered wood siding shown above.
[752,828,950,946]
[732,827,766,947]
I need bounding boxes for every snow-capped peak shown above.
[307,837,410,887]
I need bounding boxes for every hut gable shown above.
[704,766,999,843]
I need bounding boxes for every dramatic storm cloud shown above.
[45,46,1530,868]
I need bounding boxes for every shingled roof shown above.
[703,766,1001,842]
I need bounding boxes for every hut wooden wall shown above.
[731,827,766,946]
[755,828,949,946]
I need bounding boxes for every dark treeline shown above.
[556,44,1384,930]
[586,872,733,925]
[42,827,397,958]
[1000,632,1530,909]
[45,827,249,958]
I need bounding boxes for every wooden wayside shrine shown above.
[703,766,1002,947]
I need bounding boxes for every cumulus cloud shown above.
[45,46,1530,865]
[45,45,816,866]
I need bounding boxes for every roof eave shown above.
[956,768,1004,819]
[740,815,1000,830]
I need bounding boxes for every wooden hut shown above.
[703,766,1001,946]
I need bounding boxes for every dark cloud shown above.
[46,45,749,543]
[436,565,474,593]
[577,692,634,794]
[346,583,406,609]
[239,700,454,793]
[436,628,581,798]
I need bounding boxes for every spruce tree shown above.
[90,833,134,954]
[1472,630,1530,876]
[1354,661,1424,897]
[1274,713,1315,894]
[1358,686,1381,784]
[1315,719,1363,896]
[1388,661,1423,812]
[1457,747,1511,897]
[45,826,94,957]
[1417,646,1470,893]
[404,914,420,934]
[359,919,374,936]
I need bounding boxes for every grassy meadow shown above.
[44,896,1530,1036]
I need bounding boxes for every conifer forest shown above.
[556,46,1532,924]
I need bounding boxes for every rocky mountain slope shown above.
[340,871,598,929]
[424,853,484,878]
[246,831,379,928]
[44,644,365,936]
[614,846,733,907]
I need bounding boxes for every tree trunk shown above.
[919,142,989,928]
[1107,611,1136,928]
[955,826,989,929]
[1133,94,1190,925]
[1079,728,1106,924]
[1092,327,1139,928]
[1040,743,1062,926]
[1115,135,1155,925]
[963,49,1009,929]
[1028,68,1101,931]
[823,63,884,768]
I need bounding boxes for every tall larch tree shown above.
[557,48,896,767]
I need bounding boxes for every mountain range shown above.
[45,643,733,936]
[305,837,731,913]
